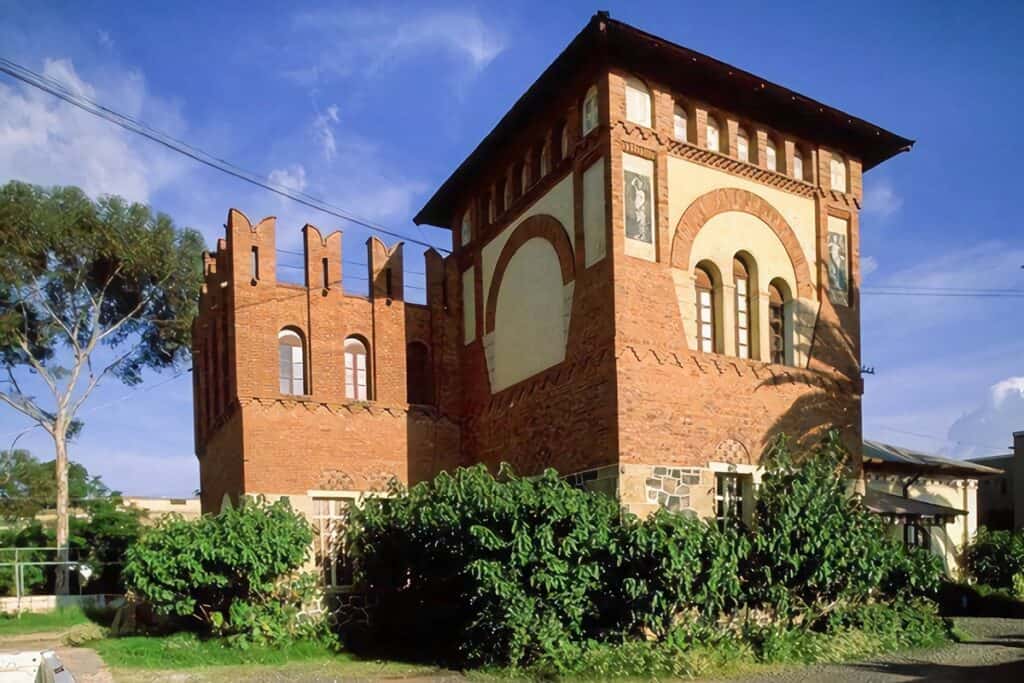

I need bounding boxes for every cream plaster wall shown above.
[463,267,476,344]
[866,477,979,577]
[667,157,818,289]
[481,174,575,312]
[583,157,607,267]
[486,237,573,392]
[673,211,817,366]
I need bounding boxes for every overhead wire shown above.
[0,57,451,254]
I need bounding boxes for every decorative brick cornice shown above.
[236,395,460,425]
[616,344,859,394]
[614,120,843,201]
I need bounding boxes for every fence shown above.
[0,547,117,614]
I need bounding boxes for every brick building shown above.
[193,13,911,541]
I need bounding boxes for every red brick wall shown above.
[194,210,463,512]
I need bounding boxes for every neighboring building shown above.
[193,13,912,577]
[122,496,202,523]
[968,430,1024,531]
[862,440,1001,575]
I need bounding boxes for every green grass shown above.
[0,606,91,635]
[95,633,442,679]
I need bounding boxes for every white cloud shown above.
[863,177,903,217]
[863,241,1024,331]
[947,376,1024,458]
[0,57,186,204]
[268,164,307,194]
[288,6,505,85]
[861,255,879,278]
[312,105,340,161]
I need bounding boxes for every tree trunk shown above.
[53,429,70,595]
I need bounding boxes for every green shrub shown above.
[746,433,943,624]
[346,465,628,668]
[124,496,330,647]
[965,528,1024,589]
[619,509,746,639]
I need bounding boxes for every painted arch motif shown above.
[670,188,813,299]
[484,214,576,393]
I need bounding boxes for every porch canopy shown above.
[862,488,965,526]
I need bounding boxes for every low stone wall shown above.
[0,593,123,615]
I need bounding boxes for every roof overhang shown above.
[863,489,965,521]
[863,440,1004,478]
[414,12,914,229]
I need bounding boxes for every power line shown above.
[0,57,451,255]
[873,425,1011,453]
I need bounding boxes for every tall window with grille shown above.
[715,473,742,523]
[734,258,751,359]
[278,329,305,395]
[312,497,355,589]
[344,337,369,401]
[769,284,785,365]
[695,266,716,353]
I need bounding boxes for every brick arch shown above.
[484,214,575,333]
[670,188,813,298]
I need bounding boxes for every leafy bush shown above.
[346,465,627,668]
[746,433,942,624]
[619,509,746,639]
[347,432,946,671]
[124,496,329,647]
[965,528,1024,589]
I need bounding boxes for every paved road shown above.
[726,617,1024,683]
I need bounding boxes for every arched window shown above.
[530,142,543,185]
[736,127,750,163]
[768,282,788,365]
[766,138,778,172]
[734,257,752,360]
[540,139,551,176]
[673,104,688,142]
[582,84,599,135]
[706,116,721,153]
[460,210,472,247]
[558,122,570,161]
[694,265,717,353]
[505,168,517,207]
[792,149,805,181]
[344,337,370,401]
[406,341,433,405]
[520,157,531,192]
[278,328,306,395]
[486,190,496,224]
[624,77,652,128]
[496,178,507,215]
[830,153,847,193]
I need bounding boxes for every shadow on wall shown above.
[760,286,861,457]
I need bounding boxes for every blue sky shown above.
[1,1,1021,495]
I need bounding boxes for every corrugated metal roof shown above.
[863,440,1003,475]
[862,489,966,517]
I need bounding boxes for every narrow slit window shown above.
[250,246,259,281]
[734,258,751,359]
[321,258,329,289]
[695,266,716,353]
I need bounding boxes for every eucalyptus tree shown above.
[0,181,204,592]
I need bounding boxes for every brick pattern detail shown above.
[670,187,814,299]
